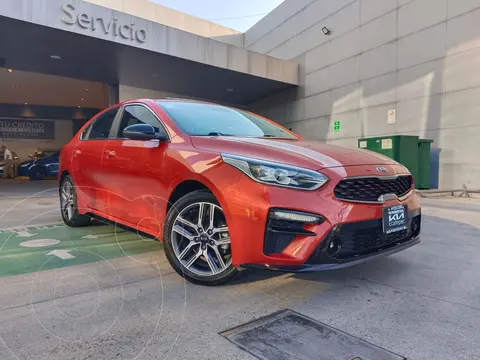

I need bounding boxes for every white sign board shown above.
[388,109,396,124]
[381,138,393,150]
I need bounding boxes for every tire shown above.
[163,190,238,286]
[29,166,46,180]
[59,175,91,227]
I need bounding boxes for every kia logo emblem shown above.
[376,167,388,173]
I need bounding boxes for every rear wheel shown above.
[163,190,237,286]
[29,166,46,180]
[60,175,90,227]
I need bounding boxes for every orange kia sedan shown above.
[59,99,421,285]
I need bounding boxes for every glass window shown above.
[117,105,162,138]
[157,101,296,139]
[80,123,92,140]
[87,107,118,140]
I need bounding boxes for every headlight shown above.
[222,154,328,190]
[20,163,31,168]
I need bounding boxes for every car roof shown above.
[120,97,217,107]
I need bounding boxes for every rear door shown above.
[101,103,170,234]
[71,106,120,213]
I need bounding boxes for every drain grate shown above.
[221,310,406,360]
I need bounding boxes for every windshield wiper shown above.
[207,132,234,136]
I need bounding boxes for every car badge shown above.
[376,167,388,173]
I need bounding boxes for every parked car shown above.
[0,150,19,177]
[30,149,60,160]
[59,99,421,285]
[18,150,60,180]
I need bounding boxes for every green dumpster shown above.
[358,135,420,185]
[417,139,434,189]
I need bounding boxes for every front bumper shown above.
[244,210,421,271]
[243,236,420,272]
[204,162,422,268]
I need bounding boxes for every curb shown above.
[418,189,480,199]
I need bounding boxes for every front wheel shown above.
[163,190,238,286]
[59,175,90,227]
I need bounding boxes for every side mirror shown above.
[123,124,168,141]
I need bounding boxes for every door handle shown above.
[105,150,116,158]
[73,150,81,156]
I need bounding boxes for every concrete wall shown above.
[119,85,201,102]
[246,0,480,189]
[82,0,244,47]
[0,0,297,86]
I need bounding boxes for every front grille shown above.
[311,215,421,261]
[334,175,412,202]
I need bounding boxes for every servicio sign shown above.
[61,4,147,43]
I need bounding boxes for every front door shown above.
[102,104,170,236]
[71,106,120,213]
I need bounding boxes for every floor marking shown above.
[20,239,61,248]
[82,234,112,239]
[16,229,37,238]
[47,250,76,260]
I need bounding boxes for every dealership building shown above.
[0,0,479,189]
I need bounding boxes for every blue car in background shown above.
[18,149,60,180]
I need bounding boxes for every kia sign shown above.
[61,4,147,43]
[0,119,55,140]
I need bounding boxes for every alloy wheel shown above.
[171,202,232,277]
[60,180,75,221]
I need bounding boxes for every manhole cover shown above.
[221,310,405,360]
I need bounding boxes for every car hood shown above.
[191,137,399,170]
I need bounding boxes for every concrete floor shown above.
[0,179,58,198]
[0,179,61,228]
[0,185,479,360]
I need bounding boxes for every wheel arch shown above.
[59,170,70,185]
[166,180,212,215]
[166,177,232,221]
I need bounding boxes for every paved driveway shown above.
[0,195,479,360]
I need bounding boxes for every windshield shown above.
[157,101,297,139]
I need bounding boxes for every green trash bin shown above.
[358,135,420,185]
[417,139,433,189]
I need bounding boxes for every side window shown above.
[86,107,119,140]
[80,123,92,140]
[117,105,162,138]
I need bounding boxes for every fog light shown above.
[269,209,323,224]
[328,238,342,255]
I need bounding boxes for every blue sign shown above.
[0,119,55,140]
